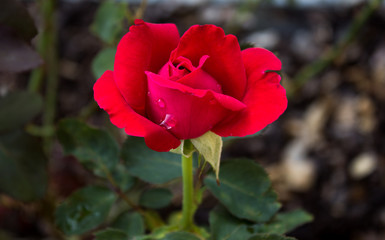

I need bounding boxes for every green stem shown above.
[28,0,58,153]
[181,142,194,231]
[42,0,58,153]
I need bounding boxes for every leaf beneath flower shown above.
[205,159,281,223]
[191,131,222,182]
[169,140,194,158]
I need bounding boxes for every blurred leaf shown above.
[0,130,47,201]
[248,234,296,240]
[204,159,280,222]
[55,186,116,235]
[57,119,119,178]
[112,163,136,192]
[209,204,310,239]
[161,232,201,240]
[139,188,172,209]
[209,205,257,240]
[111,211,145,236]
[0,0,37,41]
[191,131,222,181]
[0,28,42,72]
[94,228,128,240]
[92,47,115,79]
[91,0,127,44]
[121,137,182,184]
[255,210,313,235]
[0,91,43,133]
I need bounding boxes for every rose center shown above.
[158,55,222,93]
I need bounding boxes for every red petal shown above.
[170,25,247,100]
[94,71,180,151]
[212,48,287,137]
[114,20,180,115]
[145,72,245,139]
[242,47,282,78]
[175,55,222,93]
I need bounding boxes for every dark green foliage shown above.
[0,130,47,201]
[121,137,182,184]
[55,186,116,235]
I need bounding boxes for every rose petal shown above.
[146,72,245,139]
[175,55,222,93]
[114,19,180,115]
[242,47,282,79]
[146,71,246,111]
[212,48,287,137]
[170,24,247,100]
[94,70,180,151]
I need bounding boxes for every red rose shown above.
[94,19,287,152]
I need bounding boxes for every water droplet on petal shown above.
[156,98,165,108]
[147,91,151,96]
[160,114,176,130]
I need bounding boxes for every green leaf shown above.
[57,119,119,178]
[169,140,194,158]
[204,159,280,222]
[0,130,47,201]
[55,186,117,235]
[248,234,296,240]
[139,188,172,209]
[92,47,115,79]
[111,163,136,192]
[191,131,222,181]
[121,137,182,184]
[0,91,43,133]
[90,0,127,44]
[111,211,145,236]
[94,228,128,240]
[255,210,313,235]
[161,232,201,240]
[209,205,309,239]
[210,205,257,240]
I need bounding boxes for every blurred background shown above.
[1,0,385,239]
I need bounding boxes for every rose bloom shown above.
[94,19,287,152]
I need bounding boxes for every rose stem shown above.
[181,140,194,231]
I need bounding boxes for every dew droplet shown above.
[147,91,151,96]
[160,114,176,130]
[156,98,165,108]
